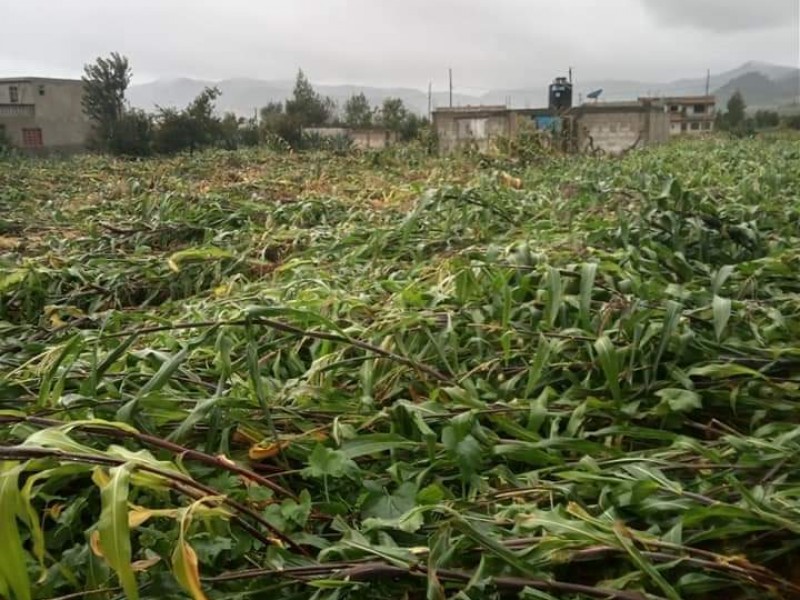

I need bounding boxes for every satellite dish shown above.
[587,89,603,101]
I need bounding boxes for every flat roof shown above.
[0,77,83,84]
[573,101,665,114]
[642,95,715,104]
[433,105,507,113]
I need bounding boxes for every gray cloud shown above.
[640,0,799,32]
[0,0,797,90]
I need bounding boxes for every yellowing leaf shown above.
[132,557,161,572]
[500,171,523,189]
[46,504,65,520]
[172,540,208,600]
[92,467,111,488]
[48,312,66,328]
[128,506,179,528]
[248,440,290,461]
[89,530,104,558]
[232,427,260,446]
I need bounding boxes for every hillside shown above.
[714,71,800,109]
[128,61,799,116]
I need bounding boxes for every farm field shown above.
[1,138,800,600]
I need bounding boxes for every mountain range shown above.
[127,61,799,118]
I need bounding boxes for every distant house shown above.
[0,77,92,153]
[641,95,716,135]
[302,127,397,150]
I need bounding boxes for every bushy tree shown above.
[259,101,297,144]
[378,98,408,132]
[260,71,335,147]
[108,109,153,157]
[754,110,780,129]
[785,113,800,130]
[377,97,427,141]
[285,70,333,128]
[153,87,223,154]
[726,91,746,129]
[218,113,260,150]
[82,53,132,148]
[344,93,373,128]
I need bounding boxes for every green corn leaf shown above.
[543,267,563,329]
[38,335,83,407]
[653,300,681,382]
[167,247,234,273]
[711,265,735,295]
[94,331,140,383]
[96,464,138,600]
[579,262,598,330]
[0,463,32,600]
[613,522,681,600]
[246,323,275,437]
[712,295,732,341]
[594,335,621,401]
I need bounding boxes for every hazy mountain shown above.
[127,61,800,117]
[485,62,799,108]
[714,71,800,109]
[127,78,475,117]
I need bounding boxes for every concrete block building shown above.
[433,99,670,155]
[573,99,670,154]
[660,96,716,135]
[0,77,92,153]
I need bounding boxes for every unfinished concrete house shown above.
[433,76,671,155]
[652,96,716,135]
[0,77,92,153]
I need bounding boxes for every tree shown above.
[260,71,335,147]
[153,87,223,154]
[377,97,426,141]
[82,53,132,148]
[285,70,333,127]
[726,91,746,130]
[378,97,408,132]
[108,109,153,157]
[344,93,373,128]
[785,114,800,130]
[754,110,780,129]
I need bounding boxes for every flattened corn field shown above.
[2,139,800,600]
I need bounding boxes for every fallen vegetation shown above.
[1,138,800,600]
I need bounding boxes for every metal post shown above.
[449,68,453,108]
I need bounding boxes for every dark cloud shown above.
[640,0,799,32]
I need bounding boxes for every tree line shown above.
[84,53,428,157]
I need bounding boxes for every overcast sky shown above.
[1,0,798,90]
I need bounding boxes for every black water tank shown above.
[549,77,573,111]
